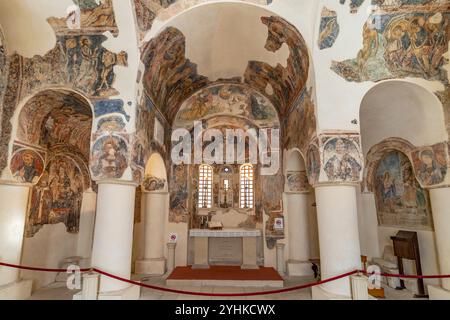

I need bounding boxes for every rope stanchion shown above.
[2,261,450,297]
[359,270,450,280]
[0,262,91,273]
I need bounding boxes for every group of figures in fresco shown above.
[26,156,86,237]
[332,5,450,83]
[375,150,433,229]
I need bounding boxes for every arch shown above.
[360,80,447,155]
[284,148,311,193]
[364,137,416,193]
[140,1,311,124]
[285,148,306,172]
[142,152,168,192]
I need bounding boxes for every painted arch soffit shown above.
[141,14,310,125]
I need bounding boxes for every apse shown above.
[141,1,310,123]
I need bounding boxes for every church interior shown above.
[0,0,449,301]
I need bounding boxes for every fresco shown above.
[411,142,448,187]
[17,90,93,156]
[18,35,128,99]
[374,150,433,230]
[143,174,166,192]
[169,164,189,223]
[321,135,363,183]
[318,7,340,50]
[94,99,130,121]
[142,27,209,123]
[244,16,310,116]
[48,0,118,36]
[26,153,90,237]
[175,83,279,129]
[306,141,321,186]
[10,148,45,184]
[286,171,310,193]
[340,0,367,13]
[0,32,7,111]
[435,86,450,136]
[97,116,127,132]
[332,5,450,84]
[90,134,129,180]
[131,137,147,183]
[364,137,415,192]
[283,87,316,153]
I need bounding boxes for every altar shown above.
[190,229,262,269]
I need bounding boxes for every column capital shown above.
[314,181,361,189]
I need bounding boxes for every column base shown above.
[0,280,33,300]
[135,258,166,276]
[311,285,351,300]
[428,285,450,300]
[287,260,314,277]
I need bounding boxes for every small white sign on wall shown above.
[168,233,178,244]
[274,218,284,230]
[154,118,164,146]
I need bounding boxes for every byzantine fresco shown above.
[10,148,46,184]
[286,171,310,193]
[374,150,433,230]
[169,164,189,223]
[332,3,450,84]
[142,174,166,192]
[0,31,7,111]
[321,134,363,183]
[318,7,340,50]
[340,0,367,14]
[48,0,118,36]
[90,134,129,180]
[131,137,147,183]
[25,153,90,237]
[244,16,310,116]
[306,141,321,186]
[142,27,209,123]
[411,142,448,187]
[174,83,279,129]
[17,90,93,156]
[283,87,317,153]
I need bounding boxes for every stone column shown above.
[91,181,140,299]
[76,190,97,261]
[0,182,33,299]
[428,187,450,299]
[285,192,312,276]
[167,243,176,274]
[276,243,286,276]
[135,192,168,275]
[313,185,362,299]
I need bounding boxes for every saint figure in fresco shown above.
[13,151,40,183]
[418,150,444,186]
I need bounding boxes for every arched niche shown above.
[371,148,433,231]
[284,149,310,193]
[142,153,168,193]
[360,80,447,155]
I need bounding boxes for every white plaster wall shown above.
[20,223,78,290]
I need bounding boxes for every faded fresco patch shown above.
[411,142,448,187]
[332,4,450,84]
[374,150,433,230]
[318,7,340,49]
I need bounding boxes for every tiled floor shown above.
[27,275,420,300]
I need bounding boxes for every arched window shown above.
[240,164,254,209]
[198,165,213,209]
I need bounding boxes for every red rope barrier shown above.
[2,261,450,297]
